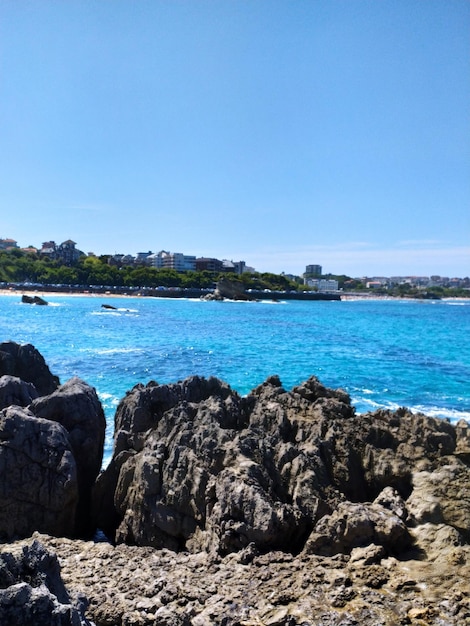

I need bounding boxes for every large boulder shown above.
[0,539,92,625]
[94,374,462,557]
[0,342,105,537]
[0,341,59,396]
[0,406,78,541]
[29,377,106,536]
[304,488,411,556]
[214,277,251,300]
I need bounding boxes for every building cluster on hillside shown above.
[1,238,467,288]
[0,237,253,275]
[107,250,254,275]
[303,264,339,291]
[0,237,85,265]
[361,275,470,289]
[39,240,85,265]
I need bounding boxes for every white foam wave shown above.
[353,397,401,413]
[96,347,144,355]
[80,347,144,355]
[411,405,470,422]
[353,395,470,423]
[98,392,120,407]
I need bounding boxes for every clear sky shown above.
[1,0,469,277]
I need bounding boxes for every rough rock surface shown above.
[205,277,251,301]
[1,341,470,624]
[30,377,106,536]
[0,373,106,540]
[94,373,467,563]
[0,340,59,396]
[0,539,92,625]
[0,405,78,541]
[5,532,470,626]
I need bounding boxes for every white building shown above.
[148,251,196,272]
[306,278,339,291]
[167,253,196,272]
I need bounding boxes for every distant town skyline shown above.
[1,2,469,277]
[1,236,468,281]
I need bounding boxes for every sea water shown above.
[1,293,469,464]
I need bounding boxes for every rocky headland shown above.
[1,341,470,625]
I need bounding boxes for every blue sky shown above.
[1,0,469,277]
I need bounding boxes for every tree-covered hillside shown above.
[0,249,300,292]
[1,250,468,297]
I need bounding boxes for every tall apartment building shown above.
[305,264,322,278]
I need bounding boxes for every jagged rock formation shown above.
[0,539,92,625]
[1,342,470,624]
[93,373,468,562]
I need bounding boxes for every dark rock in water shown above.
[0,539,92,625]
[0,405,78,541]
[21,294,48,305]
[0,341,59,396]
[30,377,106,537]
[0,374,39,410]
[213,276,251,300]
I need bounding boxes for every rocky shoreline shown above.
[1,341,470,625]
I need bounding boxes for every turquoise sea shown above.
[1,293,469,465]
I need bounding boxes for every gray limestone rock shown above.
[406,461,470,541]
[303,493,411,556]
[0,405,78,541]
[30,377,106,536]
[94,374,460,558]
[2,343,470,624]
[6,532,470,626]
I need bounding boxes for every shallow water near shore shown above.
[1,293,469,464]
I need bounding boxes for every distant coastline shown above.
[1,285,342,302]
[2,287,466,304]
